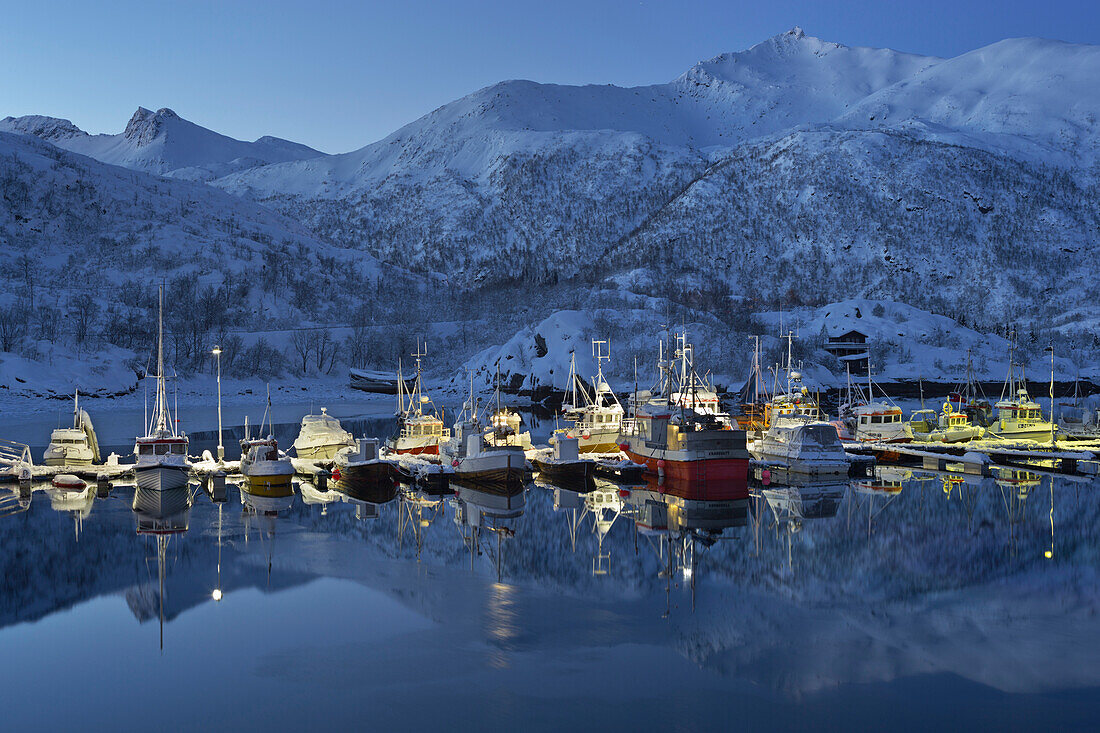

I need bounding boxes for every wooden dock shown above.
[844,440,1100,477]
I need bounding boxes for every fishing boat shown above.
[291,407,354,460]
[240,436,295,497]
[134,287,190,492]
[332,437,405,504]
[833,367,908,443]
[764,334,824,430]
[618,331,749,497]
[44,390,100,466]
[907,402,984,443]
[240,389,295,497]
[451,369,527,497]
[531,436,596,493]
[1055,376,1100,438]
[387,344,451,455]
[752,420,850,475]
[551,341,624,454]
[987,350,1057,442]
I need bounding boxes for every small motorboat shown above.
[52,474,87,490]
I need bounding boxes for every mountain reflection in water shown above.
[0,467,1098,731]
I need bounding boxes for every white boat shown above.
[752,421,849,475]
[387,345,451,456]
[292,407,354,460]
[551,341,625,454]
[44,390,100,466]
[134,286,190,492]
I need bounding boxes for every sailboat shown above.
[134,287,190,492]
[387,343,451,455]
[551,340,625,454]
[44,390,100,466]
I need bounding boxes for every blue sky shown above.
[1,0,1096,153]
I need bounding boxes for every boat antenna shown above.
[1049,343,1056,446]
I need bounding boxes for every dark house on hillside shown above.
[824,329,870,375]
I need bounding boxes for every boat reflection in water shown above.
[398,487,446,561]
[241,480,296,579]
[751,470,847,570]
[451,481,525,581]
[47,479,96,542]
[132,485,194,650]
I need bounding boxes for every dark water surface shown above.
[1,467,1098,732]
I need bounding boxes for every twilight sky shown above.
[1,0,1096,153]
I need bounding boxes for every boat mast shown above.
[412,339,426,418]
[400,354,409,416]
[153,285,169,436]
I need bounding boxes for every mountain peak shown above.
[0,115,86,142]
[124,106,181,145]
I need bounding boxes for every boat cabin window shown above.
[171,443,186,454]
[155,444,169,455]
[871,415,882,424]
[139,444,153,455]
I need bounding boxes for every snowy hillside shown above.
[208,28,1100,332]
[0,107,323,181]
[0,130,419,389]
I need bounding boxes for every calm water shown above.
[1,467,1098,732]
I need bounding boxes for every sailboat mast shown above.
[155,285,168,434]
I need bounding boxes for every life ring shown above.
[581,429,591,440]
[943,402,952,414]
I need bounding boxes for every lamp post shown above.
[212,345,224,461]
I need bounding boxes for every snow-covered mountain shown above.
[0,129,413,384]
[3,28,1100,390]
[208,28,1100,329]
[0,107,323,181]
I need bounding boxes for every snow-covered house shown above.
[824,329,871,374]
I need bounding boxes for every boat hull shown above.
[295,443,353,461]
[454,449,526,496]
[392,443,441,456]
[532,458,596,493]
[134,464,190,491]
[334,461,401,504]
[623,447,748,500]
[241,472,294,497]
[44,456,94,468]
